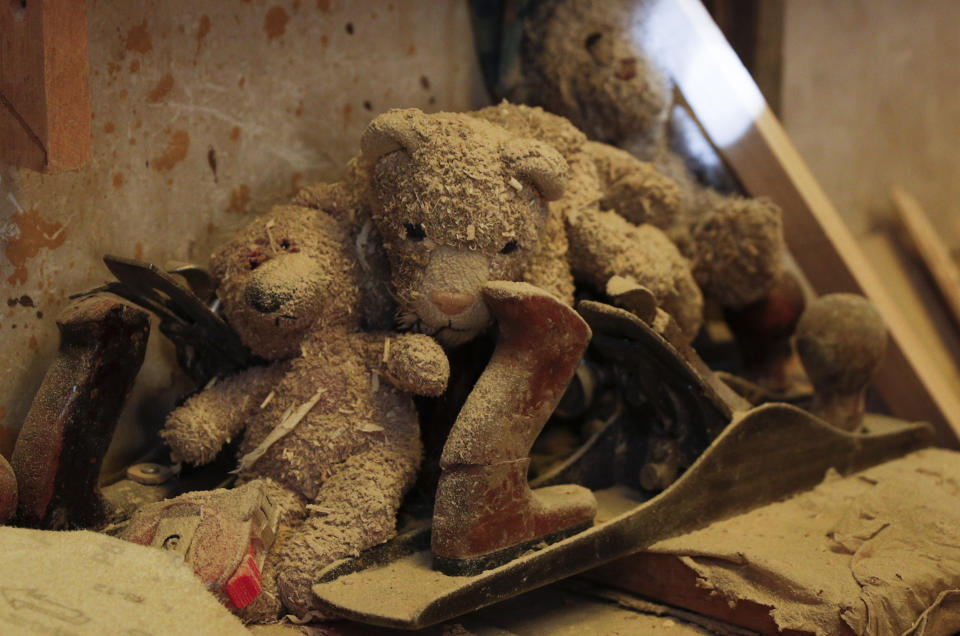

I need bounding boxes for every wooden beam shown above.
[639,0,960,446]
[0,0,90,172]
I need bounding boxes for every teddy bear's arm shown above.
[360,333,450,397]
[162,362,289,465]
[586,141,684,231]
[565,207,705,341]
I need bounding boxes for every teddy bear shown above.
[512,0,787,310]
[137,201,449,621]
[358,103,706,344]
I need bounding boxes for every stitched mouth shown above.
[272,314,299,327]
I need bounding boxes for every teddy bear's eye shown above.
[584,32,603,50]
[278,238,299,252]
[500,240,520,255]
[404,223,427,242]
[246,249,268,270]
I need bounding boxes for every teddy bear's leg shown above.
[273,446,419,617]
[162,362,289,465]
[431,282,597,575]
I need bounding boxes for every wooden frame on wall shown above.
[1,0,90,172]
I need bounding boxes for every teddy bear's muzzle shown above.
[428,290,476,316]
[245,282,293,314]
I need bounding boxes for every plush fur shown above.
[158,203,448,621]
[514,0,786,309]
[358,104,705,344]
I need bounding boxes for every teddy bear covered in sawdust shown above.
[142,201,449,621]
[515,0,786,310]
[347,102,707,345]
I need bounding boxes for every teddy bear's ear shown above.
[361,109,423,163]
[502,139,568,202]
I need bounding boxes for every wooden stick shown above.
[646,0,960,446]
[890,185,960,331]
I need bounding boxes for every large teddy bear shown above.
[138,203,449,621]
[514,0,786,309]
[356,103,706,344]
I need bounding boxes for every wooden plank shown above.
[0,0,90,172]
[890,185,960,331]
[640,0,960,447]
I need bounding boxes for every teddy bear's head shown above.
[360,109,568,347]
[210,205,361,359]
[518,0,672,158]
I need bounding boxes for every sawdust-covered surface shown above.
[0,526,248,634]
[644,448,960,635]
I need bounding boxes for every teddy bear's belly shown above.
[238,378,421,501]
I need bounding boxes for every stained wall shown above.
[782,0,960,243]
[0,0,486,473]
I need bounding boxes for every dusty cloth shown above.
[0,526,247,634]
[646,448,960,636]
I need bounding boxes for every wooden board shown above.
[0,0,90,172]
[646,0,960,447]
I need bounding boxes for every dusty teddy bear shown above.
[515,0,786,309]
[359,103,705,343]
[140,203,448,621]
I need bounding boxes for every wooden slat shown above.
[0,0,90,172]
[640,0,960,447]
[890,185,960,331]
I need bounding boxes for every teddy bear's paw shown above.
[160,407,228,466]
[384,334,450,397]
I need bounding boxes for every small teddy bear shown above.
[359,104,705,344]
[146,202,449,621]
[514,0,786,310]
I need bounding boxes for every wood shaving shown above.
[233,387,326,474]
[259,390,276,409]
[355,219,372,271]
[509,176,524,191]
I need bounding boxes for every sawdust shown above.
[646,448,960,635]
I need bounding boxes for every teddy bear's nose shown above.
[429,290,475,316]
[245,282,292,314]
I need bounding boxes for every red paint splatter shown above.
[151,130,190,172]
[4,210,67,285]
